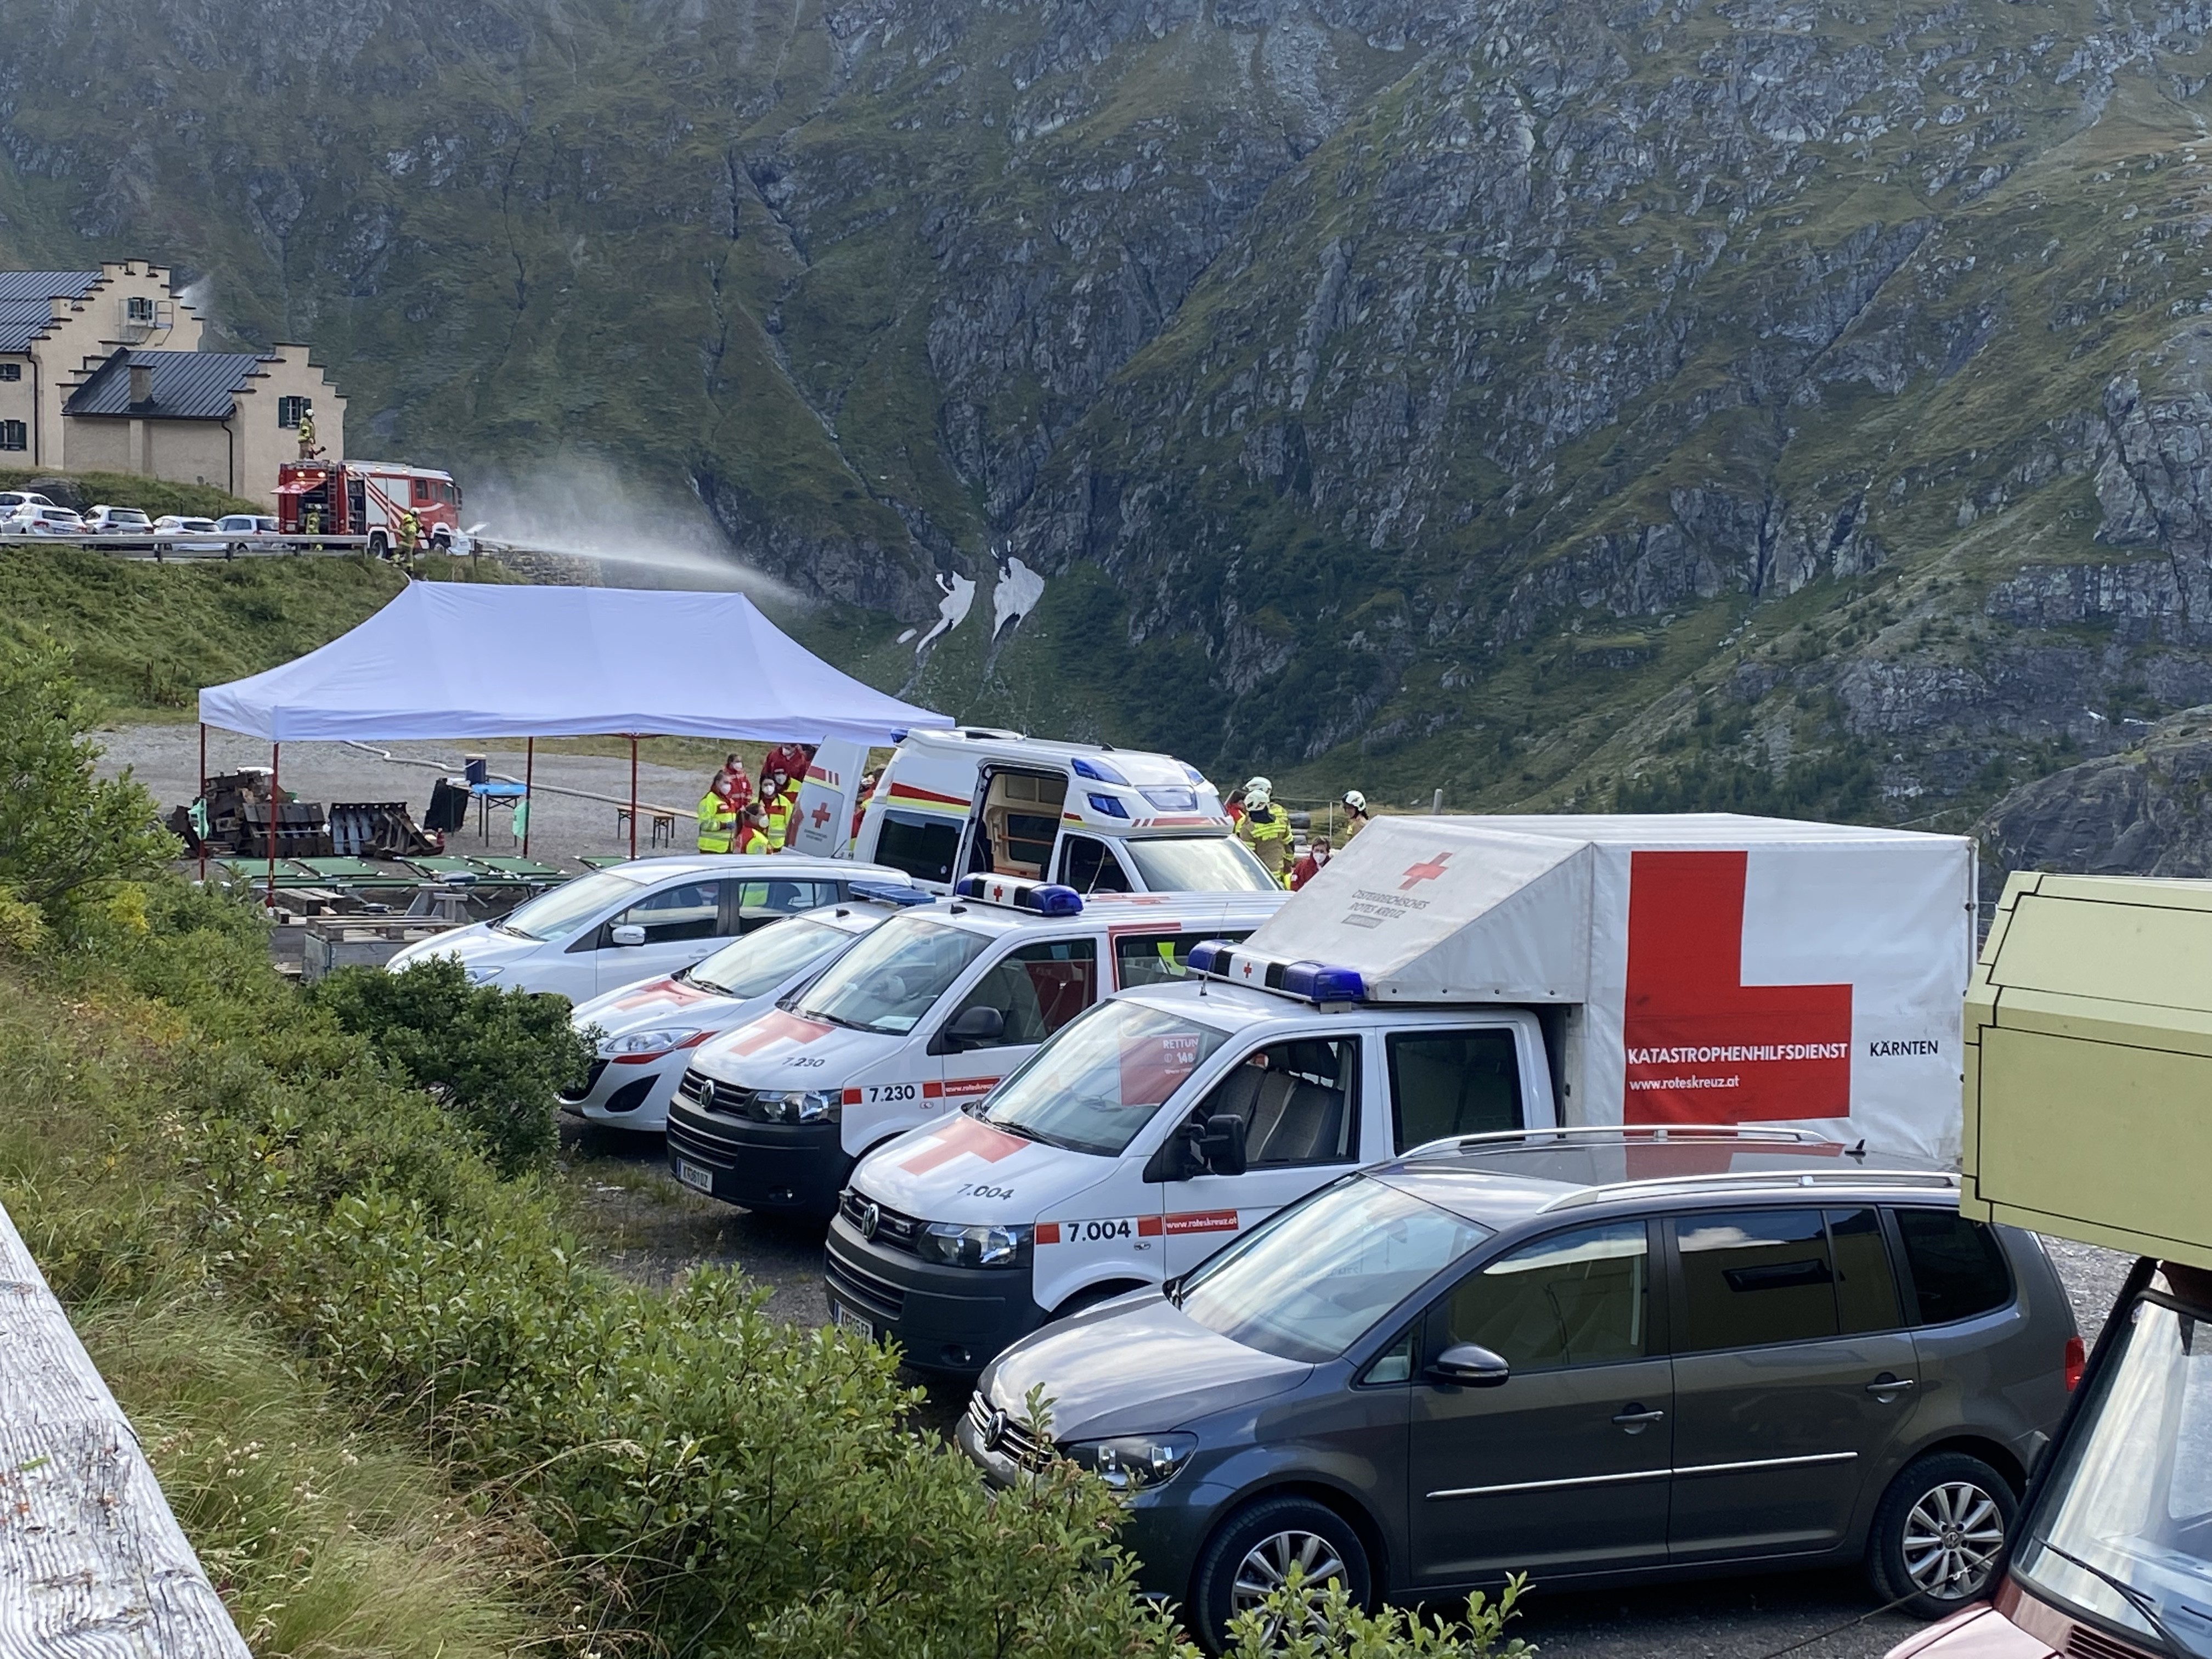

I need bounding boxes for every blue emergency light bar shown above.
[1071,756,1131,786]
[1184,940,1367,1004]
[1086,793,1131,819]
[848,880,933,908]
[952,875,1085,917]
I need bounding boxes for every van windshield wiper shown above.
[2038,1541,2193,1658]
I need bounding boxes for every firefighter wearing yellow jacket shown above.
[1234,777,1295,887]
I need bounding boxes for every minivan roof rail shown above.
[1401,1124,1835,1162]
[1541,1167,1960,1211]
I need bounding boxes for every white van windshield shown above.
[799,916,991,1035]
[493,869,645,942]
[1124,835,1279,893]
[1175,1176,1493,1363]
[983,1000,1231,1156]
[686,917,854,1000]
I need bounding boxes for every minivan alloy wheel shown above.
[1232,1528,1347,1617]
[1901,1479,2006,1596]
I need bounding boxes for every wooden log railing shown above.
[0,1200,249,1658]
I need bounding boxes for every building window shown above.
[0,363,19,382]
[125,295,154,324]
[277,396,311,429]
[0,421,26,452]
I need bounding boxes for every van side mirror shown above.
[936,1005,1005,1053]
[1428,1342,1510,1388]
[1198,1113,1248,1177]
[610,924,647,947]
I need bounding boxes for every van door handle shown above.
[1866,1374,1916,1397]
[1612,1406,1666,1431]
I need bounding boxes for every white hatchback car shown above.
[9,504,84,535]
[563,889,926,1131]
[385,854,916,1003]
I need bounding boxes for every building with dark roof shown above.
[0,259,346,503]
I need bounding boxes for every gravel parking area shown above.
[557,1122,2131,1659]
[97,723,721,870]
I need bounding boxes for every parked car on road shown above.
[0,490,54,516]
[6,504,85,535]
[563,885,927,1132]
[385,854,915,1004]
[213,514,279,540]
[82,506,154,535]
[152,515,219,534]
[961,1128,2078,1653]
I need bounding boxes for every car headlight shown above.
[1060,1433,1197,1494]
[913,1221,1032,1269]
[752,1088,844,1123]
[598,1027,706,1062]
[463,963,505,984]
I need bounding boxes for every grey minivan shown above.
[960,1129,2077,1652]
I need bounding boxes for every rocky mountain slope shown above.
[11,0,2212,836]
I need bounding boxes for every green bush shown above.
[1223,1569,1534,1658]
[308,957,591,1177]
[0,634,178,924]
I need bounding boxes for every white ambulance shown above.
[844,727,1277,896]
[826,812,1977,1373]
[664,878,1288,1216]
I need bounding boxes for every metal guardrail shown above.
[0,528,373,561]
[0,1198,250,1657]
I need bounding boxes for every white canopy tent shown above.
[195,583,951,884]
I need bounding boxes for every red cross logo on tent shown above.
[1400,853,1452,891]
[809,802,833,829]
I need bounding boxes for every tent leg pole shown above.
[197,722,207,882]
[523,737,534,857]
[629,737,638,862]
[267,742,279,909]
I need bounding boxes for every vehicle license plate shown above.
[831,1302,875,1342]
[675,1159,715,1194]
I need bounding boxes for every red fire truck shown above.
[276,460,463,554]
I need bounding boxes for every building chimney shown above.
[128,360,152,407]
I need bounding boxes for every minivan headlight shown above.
[463,963,505,984]
[915,1221,1032,1268]
[598,1027,704,1062]
[752,1088,843,1124]
[1061,1433,1197,1494]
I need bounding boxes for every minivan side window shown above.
[876,810,960,885]
[1443,1222,1650,1372]
[608,881,724,946]
[950,939,1097,1047]
[1195,1037,1359,1167]
[1058,834,1132,894]
[1829,1207,1903,1333]
[734,878,838,931]
[1114,929,1254,990]
[1894,1208,2012,1325]
[1389,1029,1522,1152]
[1675,1209,1840,1351]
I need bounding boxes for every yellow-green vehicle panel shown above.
[1962,871,2212,1270]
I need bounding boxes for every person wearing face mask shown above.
[760,771,793,849]
[1290,832,1332,891]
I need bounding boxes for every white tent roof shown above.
[198,584,952,743]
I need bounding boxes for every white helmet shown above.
[1342,789,1367,814]
[1245,785,1273,811]
[1243,776,1273,798]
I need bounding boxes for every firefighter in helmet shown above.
[1234,776,1295,886]
[396,509,421,572]
[296,408,317,460]
[1340,789,1373,844]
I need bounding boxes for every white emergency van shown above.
[664,878,1288,1216]
[561,886,928,1131]
[848,727,1278,895]
[826,812,1977,1373]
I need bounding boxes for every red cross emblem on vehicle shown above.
[1240,961,1255,978]
[809,802,832,828]
[1400,853,1452,891]
[991,882,1007,901]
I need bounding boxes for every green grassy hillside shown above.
[0,548,490,719]
[0,469,258,520]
